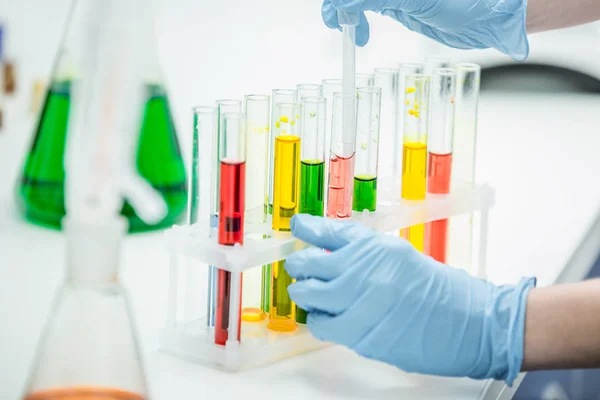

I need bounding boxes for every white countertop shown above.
[2,77,600,399]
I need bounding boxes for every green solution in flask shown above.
[17,81,187,232]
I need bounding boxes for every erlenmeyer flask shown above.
[16,0,187,233]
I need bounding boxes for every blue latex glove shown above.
[285,214,536,385]
[322,0,529,61]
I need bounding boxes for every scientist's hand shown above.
[285,214,535,385]
[322,0,529,61]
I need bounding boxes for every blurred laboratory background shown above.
[0,0,599,399]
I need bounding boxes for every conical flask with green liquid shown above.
[16,0,187,232]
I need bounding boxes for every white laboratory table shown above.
[1,86,600,400]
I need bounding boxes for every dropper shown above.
[338,10,359,157]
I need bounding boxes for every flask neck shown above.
[64,215,128,286]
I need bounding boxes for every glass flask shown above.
[16,0,187,233]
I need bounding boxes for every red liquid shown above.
[424,153,452,263]
[216,160,245,345]
[24,387,145,400]
[327,153,355,219]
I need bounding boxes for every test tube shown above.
[296,96,326,324]
[296,84,322,101]
[396,63,423,175]
[321,78,343,163]
[447,63,481,271]
[215,112,246,346]
[208,100,242,329]
[355,73,374,88]
[268,89,297,214]
[241,94,270,323]
[353,87,382,213]
[327,92,356,219]
[268,102,301,333]
[401,74,430,252]
[424,69,456,263]
[373,68,399,177]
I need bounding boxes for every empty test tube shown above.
[373,68,399,177]
[269,102,302,333]
[297,96,326,324]
[327,92,356,219]
[396,63,423,175]
[401,74,430,252]
[296,83,322,101]
[215,112,247,346]
[447,63,481,271]
[353,87,382,213]
[241,94,270,322]
[424,69,456,263]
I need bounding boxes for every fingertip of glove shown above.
[322,0,341,30]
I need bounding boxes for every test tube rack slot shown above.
[159,178,495,371]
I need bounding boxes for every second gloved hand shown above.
[285,214,535,385]
[322,0,529,61]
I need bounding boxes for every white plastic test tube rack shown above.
[158,177,495,372]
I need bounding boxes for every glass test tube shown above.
[215,112,246,346]
[296,96,326,324]
[424,69,456,263]
[355,73,374,88]
[296,83,322,101]
[321,78,343,167]
[424,56,450,77]
[241,94,270,323]
[327,92,356,219]
[353,87,382,213]
[268,89,296,215]
[401,74,430,252]
[447,63,481,271]
[373,68,399,177]
[190,107,216,329]
[396,63,423,175]
[206,99,242,329]
[269,102,302,332]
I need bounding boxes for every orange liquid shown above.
[424,152,452,263]
[24,387,145,400]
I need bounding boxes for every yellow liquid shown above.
[401,142,427,251]
[401,142,427,200]
[272,135,301,231]
[268,260,297,332]
[242,307,267,322]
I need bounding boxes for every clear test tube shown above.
[296,96,326,324]
[327,92,356,219]
[269,102,301,333]
[241,94,270,323]
[355,73,374,88]
[215,112,247,346]
[268,89,296,215]
[373,68,399,177]
[353,87,382,213]
[448,63,481,272]
[424,56,450,77]
[190,106,216,331]
[424,69,456,263]
[401,74,430,252]
[296,83,322,101]
[205,99,242,329]
[396,63,423,175]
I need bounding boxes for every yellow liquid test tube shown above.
[401,74,430,252]
[269,103,301,332]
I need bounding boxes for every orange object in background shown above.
[24,387,145,400]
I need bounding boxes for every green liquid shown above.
[296,160,325,324]
[17,81,187,232]
[352,175,377,212]
[299,160,325,217]
[273,260,294,316]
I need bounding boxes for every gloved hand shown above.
[322,0,529,61]
[285,214,536,385]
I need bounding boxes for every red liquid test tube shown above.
[215,112,246,346]
[424,68,456,263]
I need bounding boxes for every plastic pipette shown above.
[338,10,359,157]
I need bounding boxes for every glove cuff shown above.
[504,276,536,386]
